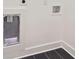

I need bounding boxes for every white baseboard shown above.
[14,41,62,59]
[13,40,75,59]
[61,41,75,57]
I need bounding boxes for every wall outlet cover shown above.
[53,6,61,13]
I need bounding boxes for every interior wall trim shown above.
[61,41,75,57]
[13,40,75,59]
[14,41,62,59]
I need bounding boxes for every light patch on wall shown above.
[43,0,48,5]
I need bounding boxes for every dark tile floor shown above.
[21,48,74,59]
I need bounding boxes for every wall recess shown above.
[3,14,20,46]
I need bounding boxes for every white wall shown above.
[3,0,19,8]
[3,0,75,59]
[23,0,63,47]
[63,0,75,49]
[3,0,63,48]
[3,0,63,59]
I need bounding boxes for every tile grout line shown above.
[54,50,64,59]
[44,53,50,59]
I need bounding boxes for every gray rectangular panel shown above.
[3,14,20,46]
